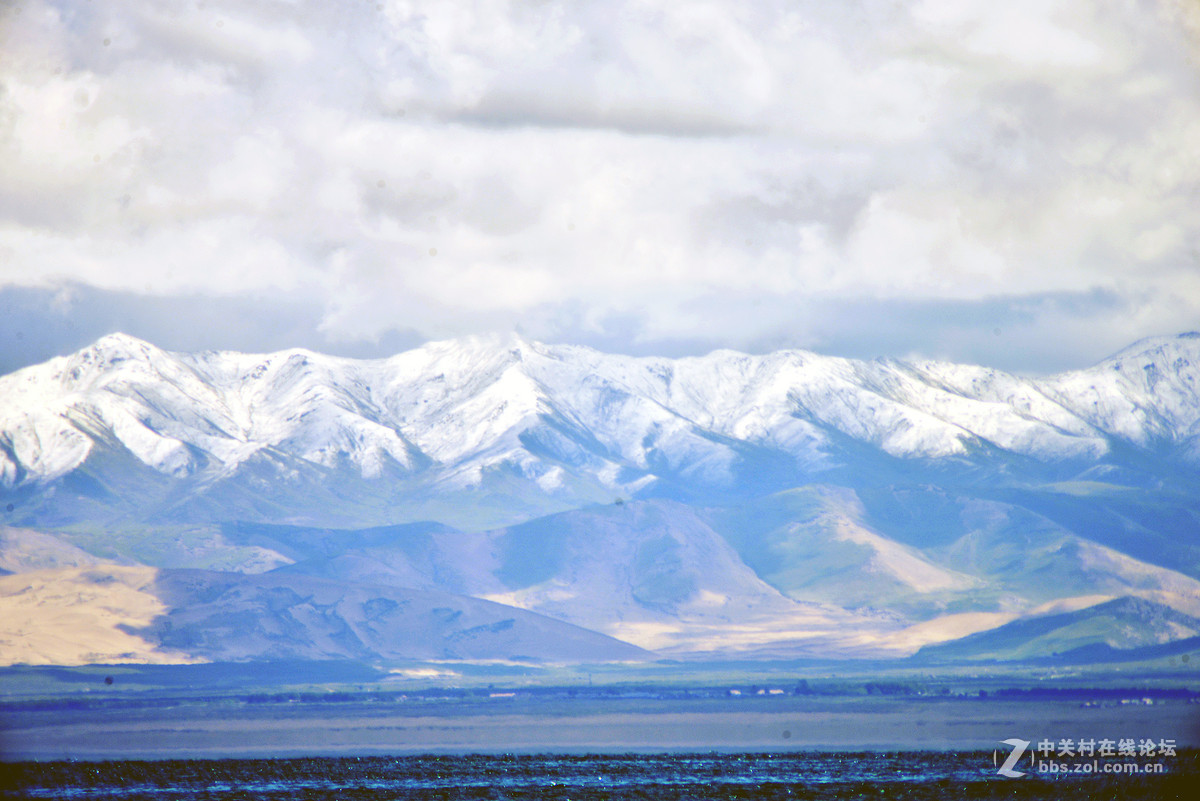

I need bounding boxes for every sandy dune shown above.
[0,566,198,666]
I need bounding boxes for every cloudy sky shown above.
[1,0,1198,375]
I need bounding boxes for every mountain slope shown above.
[2,332,1199,664]
[916,596,1200,662]
[707,486,981,615]
[0,564,650,666]
[3,332,1200,531]
[274,499,901,656]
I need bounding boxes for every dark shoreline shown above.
[3,751,1199,801]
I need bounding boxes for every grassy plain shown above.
[3,660,1199,760]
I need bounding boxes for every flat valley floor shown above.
[3,694,1199,759]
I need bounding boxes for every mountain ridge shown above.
[2,332,1199,665]
[3,331,1199,531]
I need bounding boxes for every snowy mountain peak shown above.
[1099,331,1200,364]
[5,332,1200,666]
[89,330,156,352]
[1041,333,1200,447]
[59,332,165,385]
[2,333,1199,528]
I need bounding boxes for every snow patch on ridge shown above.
[2,331,1199,509]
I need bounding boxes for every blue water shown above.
[3,752,1195,800]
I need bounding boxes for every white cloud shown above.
[0,0,1198,369]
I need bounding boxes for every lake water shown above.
[3,751,1196,800]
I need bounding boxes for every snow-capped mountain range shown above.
[1,332,1199,666]
[2,331,1199,528]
